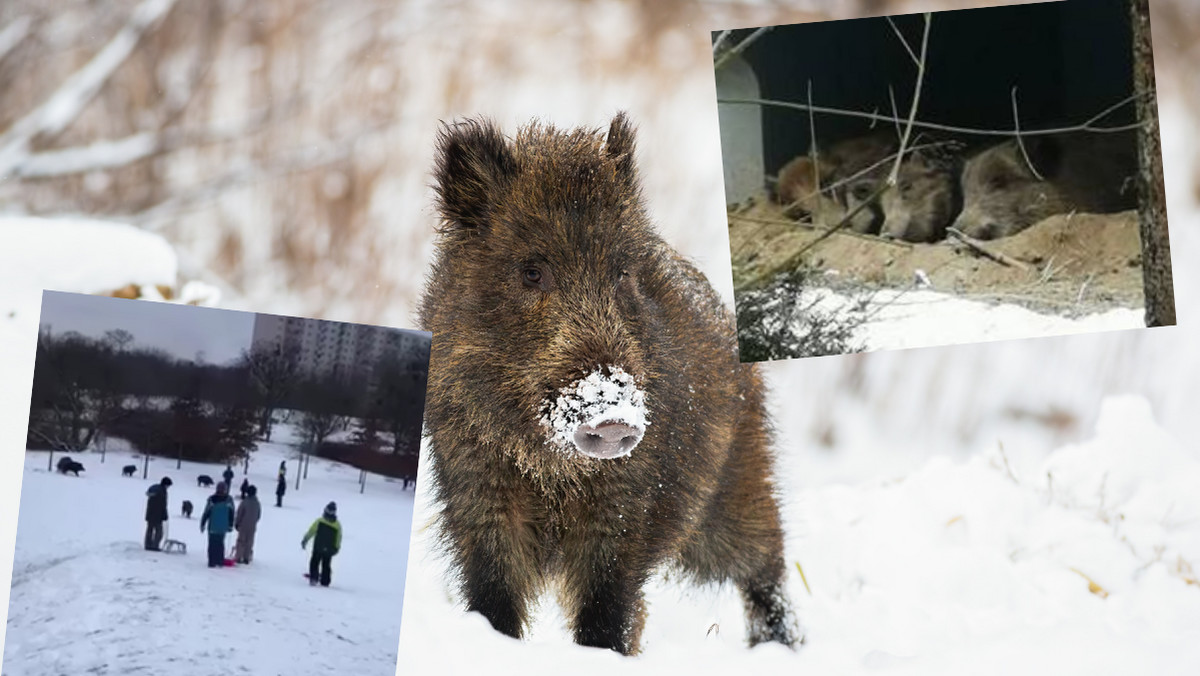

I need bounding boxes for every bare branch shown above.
[946,227,1031,270]
[717,92,1152,137]
[886,16,920,67]
[1011,86,1045,181]
[15,101,293,179]
[714,26,773,71]
[806,79,821,203]
[712,29,731,56]
[887,86,904,140]
[128,122,391,228]
[888,13,932,186]
[0,15,33,66]
[0,0,179,179]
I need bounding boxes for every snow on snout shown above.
[540,366,649,459]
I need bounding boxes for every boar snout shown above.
[573,419,644,459]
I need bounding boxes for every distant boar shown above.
[419,113,798,655]
[56,458,84,476]
[953,131,1138,240]
[880,141,966,243]
[122,464,137,477]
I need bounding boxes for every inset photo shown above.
[6,291,429,675]
[714,0,1174,361]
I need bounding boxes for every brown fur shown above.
[776,131,898,234]
[880,141,966,243]
[775,155,846,226]
[419,113,798,655]
[953,131,1139,240]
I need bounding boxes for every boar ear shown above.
[433,118,517,233]
[1024,135,1064,178]
[605,112,638,186]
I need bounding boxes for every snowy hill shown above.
[3,426,414,676]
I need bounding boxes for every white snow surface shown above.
[852,289,1143,351]
[540,366,649,452]
[3,428,414,676]
[398,394,1200,674]
[0,215,179,322]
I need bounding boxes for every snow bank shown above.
[400,395,1200,674]
[793,286,1144,353]
[856,289,1145,351]
[0,215,177,320]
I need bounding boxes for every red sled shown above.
[223,559,236,566]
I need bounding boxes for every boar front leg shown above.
[435,444,544,640]
[558,534,652,655]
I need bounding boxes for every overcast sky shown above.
[39,291,256,366]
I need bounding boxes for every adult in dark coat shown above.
[239,477,250,500]
[275,462,287,507]
[222,464,235,491]
[144,477,172,551]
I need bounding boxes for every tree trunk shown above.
[1130,0,1175,327]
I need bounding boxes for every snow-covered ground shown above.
[396,394,1200,675]
[799,286,1145,352]
[2,425,414,676]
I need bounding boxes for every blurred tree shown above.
[241,345,300,442]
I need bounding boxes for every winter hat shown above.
[246,485,257,497]
[323,502,337,518]
[216,482,228,494]
[160,477,173,487]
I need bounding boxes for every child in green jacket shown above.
[301,502,342,586]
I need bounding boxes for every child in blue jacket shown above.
[200,482,237,568]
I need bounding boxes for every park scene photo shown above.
[5,291,430,676]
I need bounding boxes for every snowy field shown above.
[2,425,414,676]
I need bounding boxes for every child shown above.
[301,502,342,587]
[234,485,262,564]
[200,482,236,568]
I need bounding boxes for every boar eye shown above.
[987,175,1010,190]
[521,266,553,290]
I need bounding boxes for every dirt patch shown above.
[728,198,1145,317]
